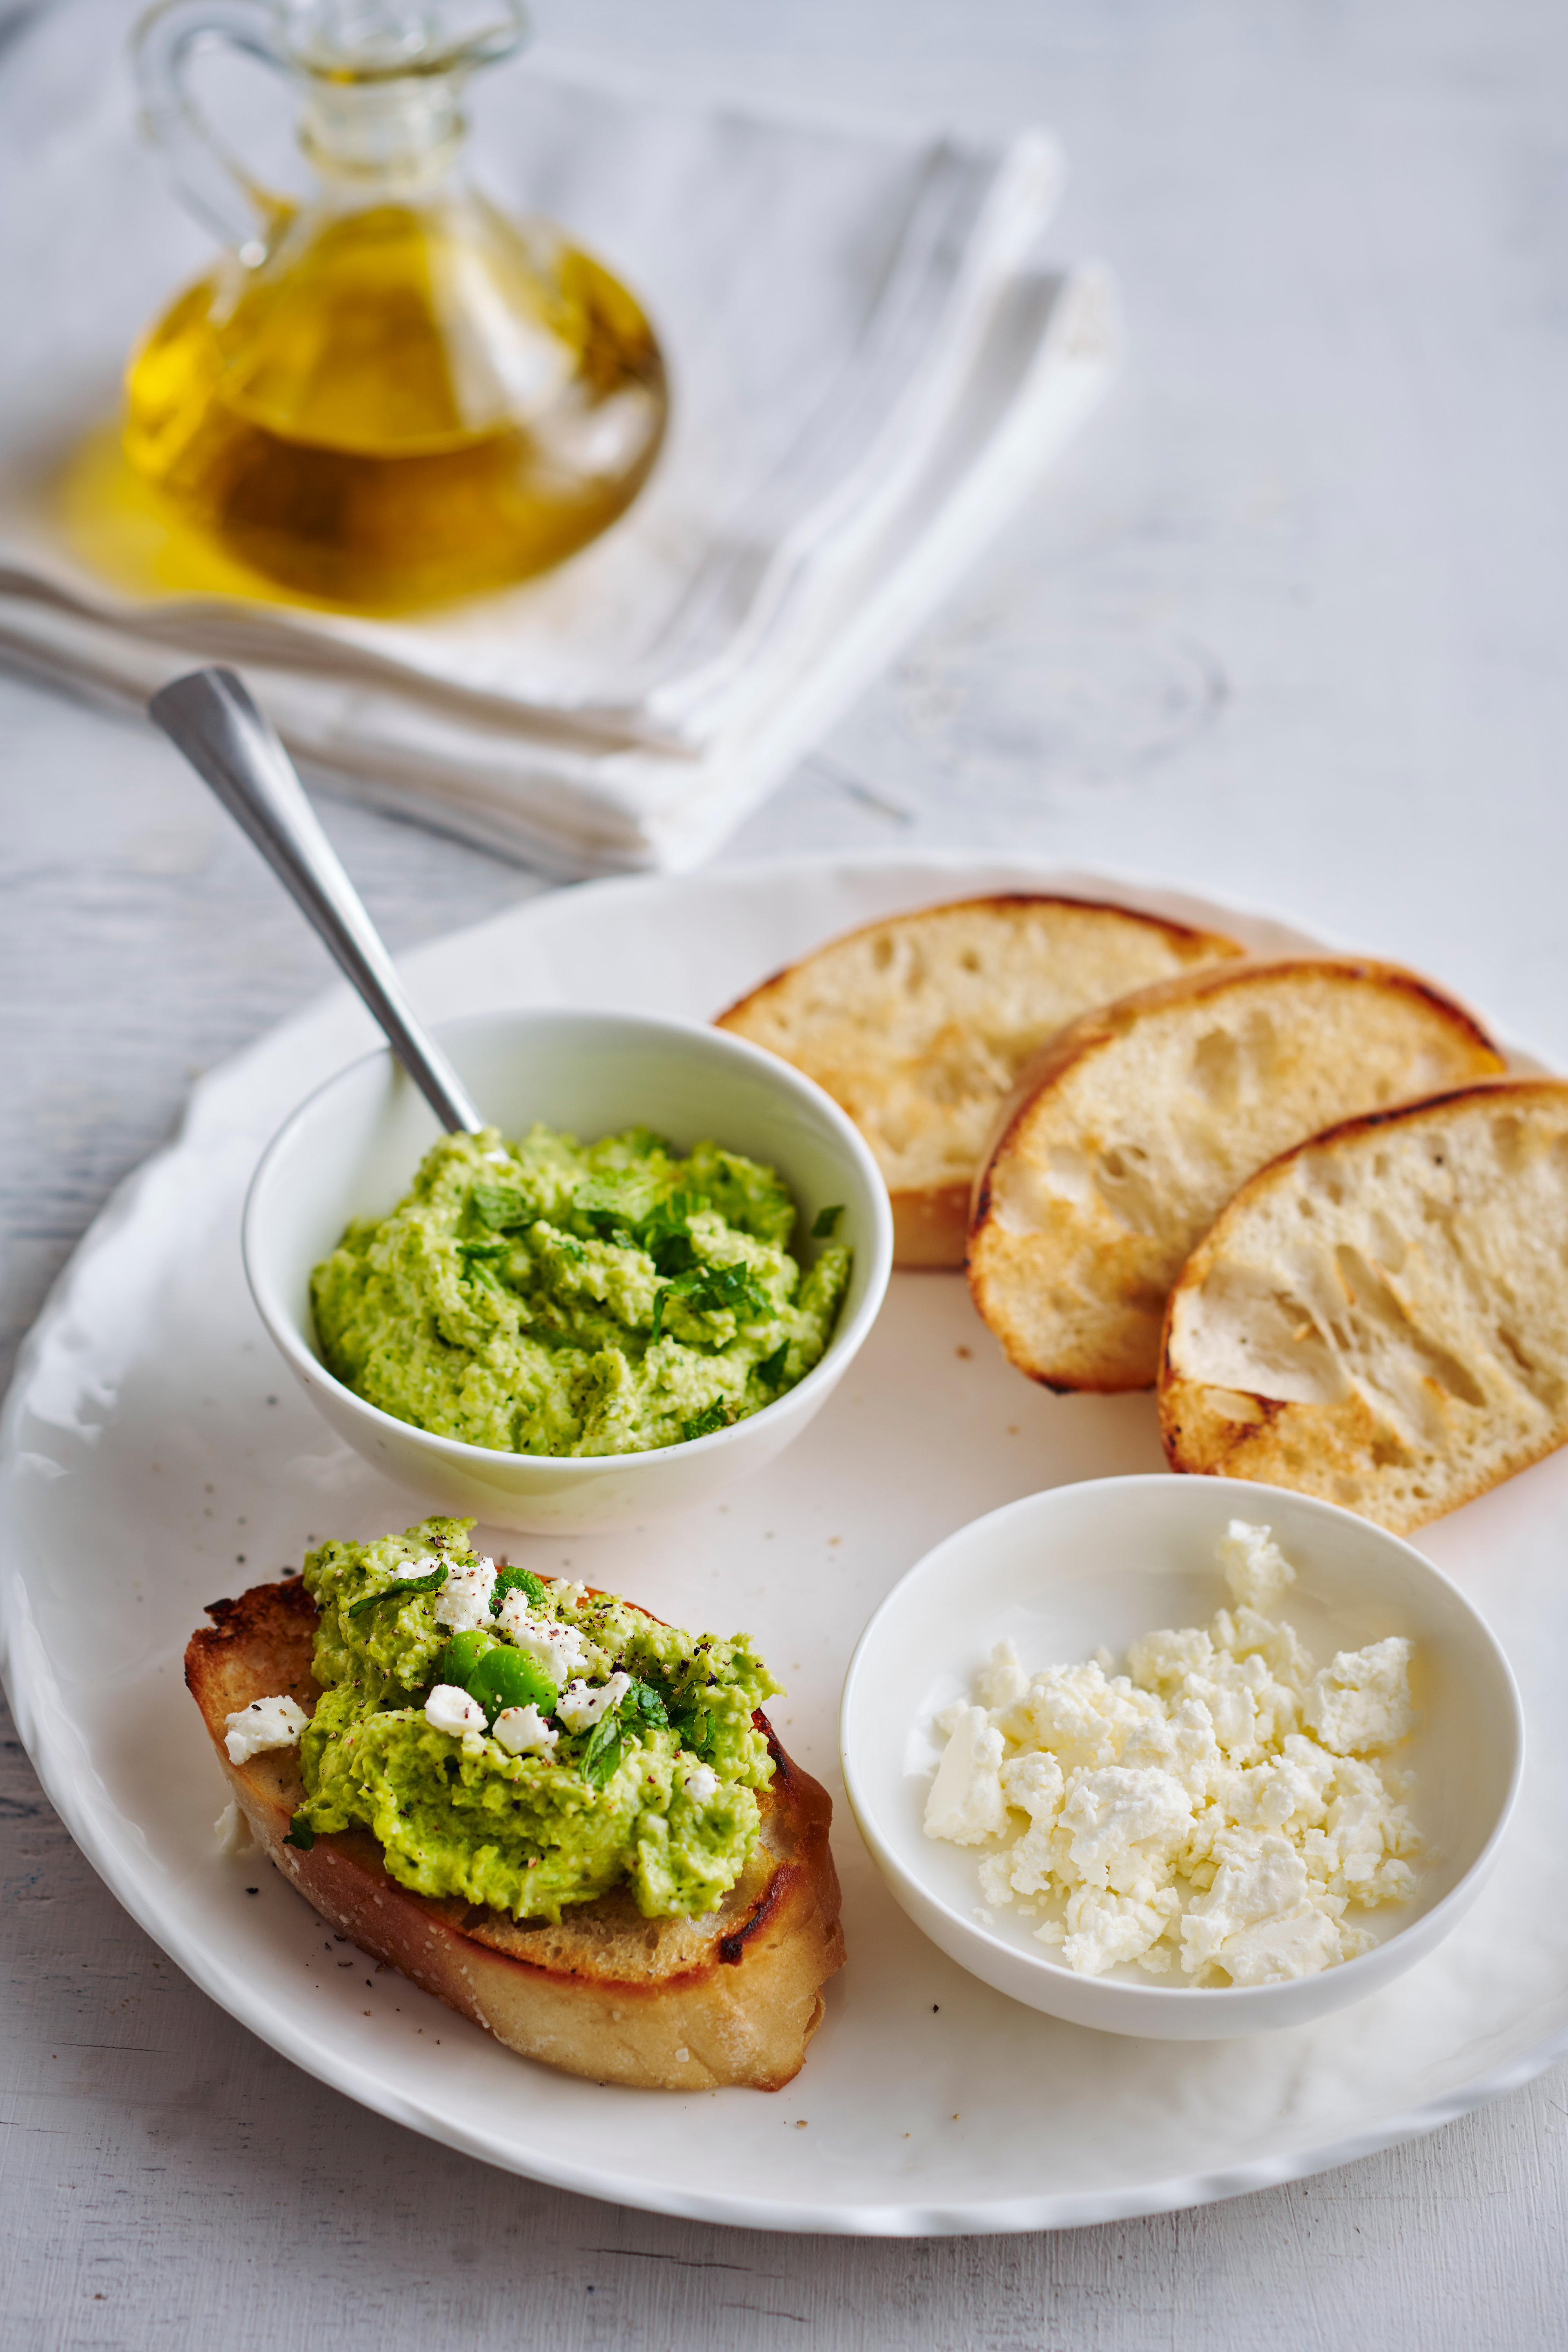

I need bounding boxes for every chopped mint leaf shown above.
[284,1813,316,1851]
[811,1204,844,1238]
[648,1229,696,1277]
[657,1260,771,1336]
[637,1191,703,1276]
[491,1564,546,1615]
[470,1184,531,1231]
[682,1399,734,1443]
[458,1240,510,1289]
[581,1710,627,1790]
[626,1677,670,1728]
[578,1676,666,1786]
[673,1704,711,1754]
[347,1564,449,1619]
[757,1340,791,1388]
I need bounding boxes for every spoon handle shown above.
[148,667,485,1136]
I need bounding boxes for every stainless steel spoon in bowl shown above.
[148,666,484,1136]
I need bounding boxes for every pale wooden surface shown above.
[6,0,1568,2339]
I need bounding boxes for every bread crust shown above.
[188,1581,845,2091]
[1159,1077,1568,1532]
[716,894,1243,1268]
[966,957,1504,1395]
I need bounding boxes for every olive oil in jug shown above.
[124,0,667,610]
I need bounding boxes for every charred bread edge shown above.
[711,891,1245,1033]
[187,1579,845,2092]
[964,958,1507,1396]
[1156,1075,1564,1510]
[966,954,1507,1269]
[716,893,1245,1272]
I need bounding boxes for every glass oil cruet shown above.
[123,0,668,610]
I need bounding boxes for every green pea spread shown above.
[296,1518,780,1921]
[310,1124,851,1455]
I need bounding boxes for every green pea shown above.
[435,1628,494,1688]
[468,1646,558,1725]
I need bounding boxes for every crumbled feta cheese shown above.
[1021,1662,1163,1773]
[1127,1624,1214,1695]
[1302,1636,1414,1755]
[492,1703,558,1757]
[977,1638,1028,1711]
[432,1554,497,1633]
[223,1693,310,1764]
[684,1763,720,1806]
[1216,1520,1297,1613]
[214,1797,254,1855]
[424,1684,488,1737]
[1059,1766,1192,1894]
[495,1590,588,1682]
[922,1528,1421,1986]
[1213,1904,1342,1988]
[1060,1883,1180,1977]
[557,1670,632,1732]
[924,1704,1007,1843]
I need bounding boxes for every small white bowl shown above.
[243,1008,893,1532]
[840,1476,1523,2040]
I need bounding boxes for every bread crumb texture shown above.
[968,958,1502,1392]
[1161,1079,1568,1530]
[717,895,1242,1265]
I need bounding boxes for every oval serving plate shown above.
[2,850,1562,2235]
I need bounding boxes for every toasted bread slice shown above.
[715,895,1243,1267]
[967,958,1504,1392]
[187,1579,845,2091]
[1160,1079,1568,1532]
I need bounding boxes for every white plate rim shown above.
[2,843,1561,2236]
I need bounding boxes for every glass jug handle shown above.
[131,0,292,265]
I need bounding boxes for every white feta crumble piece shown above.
[1216,1520,1297,1613]
[492,1704,558,1757]
[495,1591,588,1682]
[424,1684,488,1737]
[921,1526,1421,1987]
[1058,1766,1192,1893]
[976,1638,1028,1712]
[1302,1636,1414,1755]
[432,1553,498,1633]
[557,1670,633,1733]
[223,1693,310,1765]
[924,1704,1007,1844]
[684,1763,721,1806]
[214,1797,254,1855]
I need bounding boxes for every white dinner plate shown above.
[4,849,1565,2237]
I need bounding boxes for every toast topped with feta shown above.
[188,1528,844,2091]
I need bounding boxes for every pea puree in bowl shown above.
[241,1008,894,1531]
[311,1123,851,1458]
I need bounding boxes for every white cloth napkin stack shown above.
[0,0,1120,874]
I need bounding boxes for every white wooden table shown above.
[5,0,1568,2341]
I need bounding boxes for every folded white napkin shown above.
[0,0,1120,873]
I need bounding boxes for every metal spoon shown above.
[148,666,484,1135]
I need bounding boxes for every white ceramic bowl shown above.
[841,1475,1523,2040]
[243,1008,893,1532]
